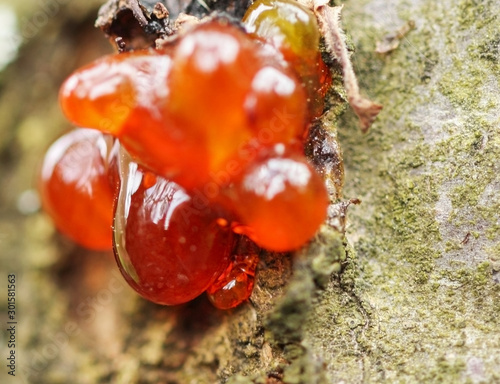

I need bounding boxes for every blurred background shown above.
[0,2,133,382]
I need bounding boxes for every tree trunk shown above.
[1,0,498,383]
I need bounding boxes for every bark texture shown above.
[0,0,498,383]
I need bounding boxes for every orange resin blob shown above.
[59,50,167,135]
[113,150,233,305]
[227,145,328,251]
[39,128,115,250]
[165,21,308,167]
[49,16,334,309]
[59,20,308,191]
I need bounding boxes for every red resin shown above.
[226,145,329,251]
[39,128,115,250]
[60,21,308,191]
[46,15,335,309]
[206,236,260,309]
[113,150,233,305]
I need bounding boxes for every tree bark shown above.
[0,0,498,383]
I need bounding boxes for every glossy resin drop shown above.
[60,20,308,191]
[39,128,115,250]
[227,145,329,251]
[60,50,169,136]
[113,148,234,305]
[243,0,331,118]
[164,21,308,167]
[206,236,260,309]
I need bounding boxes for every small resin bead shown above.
[113,149,233,305]
[243,0,331,118]
[206,236,260,309]
[226,145,329,251]
[39,128,115,250]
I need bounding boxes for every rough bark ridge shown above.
[0,0,498,383]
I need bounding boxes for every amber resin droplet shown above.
[39,128,115,250]
[113,148,234,305]
[226,145,329,251]
[59,20,308,191]
[206,236,260,309]
[243,0,331,118]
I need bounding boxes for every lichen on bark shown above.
[328,0,500,382]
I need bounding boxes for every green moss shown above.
[308,227,347,288]
[313,0,500,381]
[227,374,260,384]
[444,261,492,288]
[281,345,330,384]
[458,0,497,29]
[261,227,349,383]
[486,243,500,265]
[265,263,315,345]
